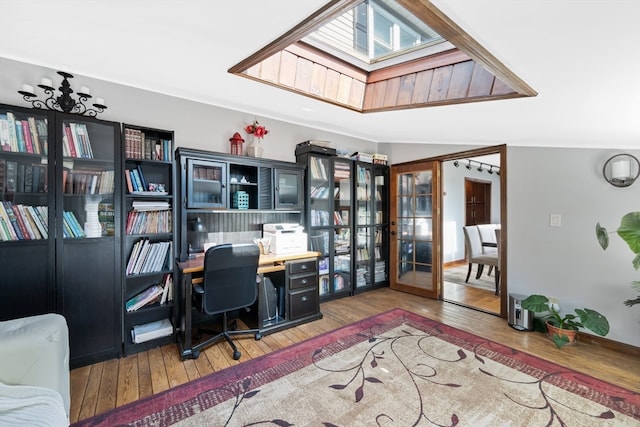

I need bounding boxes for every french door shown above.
[389,161,440,298]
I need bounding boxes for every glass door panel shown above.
[390,162,439,298]
[186,159,226,208]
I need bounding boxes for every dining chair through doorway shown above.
[462,225,499,294]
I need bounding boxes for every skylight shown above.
[304,0,446,68]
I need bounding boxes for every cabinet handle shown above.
[301,296,308,302]
[301,265,308,270]
[301,279,307,285]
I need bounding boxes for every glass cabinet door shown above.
[333,158,352,294]
[307,154,331,297]
[274,167,303,210]
[0,104,54,319]
[373,166,389,286]
[355,163,373,288]
[187,159,226,208]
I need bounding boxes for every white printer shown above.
[263,223,307,254]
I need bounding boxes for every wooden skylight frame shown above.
[228,0,537,113]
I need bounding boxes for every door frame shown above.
[391,144,507,318]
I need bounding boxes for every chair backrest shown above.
[201,243,260,315]
[462,226,484,260]
[495,228,501,262]
[477,223,498,254]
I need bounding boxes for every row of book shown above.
[62,122,94,159]
[310,209,331,226]
[131,318,173,344]
[125,273,173,312]
[1,160,47,194]
[126,238,172,276]
[0,201,90,240]
[124,167,167,194]
[192,164,221,181]
[0,202,48,241]
[126,210,172,235]
[0,112,48,155]
[310,185,330,199]
[63,169,114,195]
[309,157,328,180]
[124,128,172,162]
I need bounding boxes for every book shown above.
[125,284,164,312]
[21,120,34,153]
[130,318,172,344]
[27,117,41,154]
[0,114,11,152]
[5,112,18,152]
[35,118,48,155]
[14,120,26,152]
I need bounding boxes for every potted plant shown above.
[595,211,640,307]
[521,295,610,348]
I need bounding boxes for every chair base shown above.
[189,312,262,360]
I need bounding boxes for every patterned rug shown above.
[444,263,497,292]
[73,309,639,426]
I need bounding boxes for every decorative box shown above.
[232,191,249,210]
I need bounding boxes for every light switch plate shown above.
[549,214,562,227]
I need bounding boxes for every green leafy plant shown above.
[596,211,640,307]
[521,295,610,348]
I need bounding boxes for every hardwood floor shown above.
[70,287,640,424]
[443,280,500,314]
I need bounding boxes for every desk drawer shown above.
[287,258,317,275]
[289,288,319,320]
[290,274,315,290]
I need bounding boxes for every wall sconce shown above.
[18,71,107,117]
[602,153,640,187]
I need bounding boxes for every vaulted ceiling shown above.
[0,1,638,149]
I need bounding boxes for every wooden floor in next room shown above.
[69,287,640,424]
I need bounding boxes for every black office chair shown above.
[191,243,260,360]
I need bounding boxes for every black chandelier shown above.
[453,159,500,175]
[18,71,107,117]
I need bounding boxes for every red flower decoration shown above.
[245,120,269,139]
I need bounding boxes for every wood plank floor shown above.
[70,287,640,424]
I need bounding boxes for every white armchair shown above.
[0,313,70,426]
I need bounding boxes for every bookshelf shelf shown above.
[121,123,176,356]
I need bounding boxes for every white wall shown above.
[383,142,640,347]
[442,161,501,263]
[0,58,377,162]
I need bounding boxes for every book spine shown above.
[14,120,26,152]
[35,118,48,155]
[21,121,34,153]
[0,202,18,240]
[0,114,11,152]
[6,113,19,152]
[11,205,33,240]
[63,124,77,157]
[27,117,41,154]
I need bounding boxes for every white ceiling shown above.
[1,0,639,150]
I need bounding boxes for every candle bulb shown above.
[80,86,90,95]
[611,159,630,180]
[95,97,105,106]
[40,78,53,88]
[21,84,34,94]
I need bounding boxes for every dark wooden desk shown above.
[176,251,320,359]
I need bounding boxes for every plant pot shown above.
[546,321,577,347]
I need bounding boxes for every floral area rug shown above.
[73,308,639,426]
[444,263,497,292]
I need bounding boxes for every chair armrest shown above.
[0,314,70,417]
